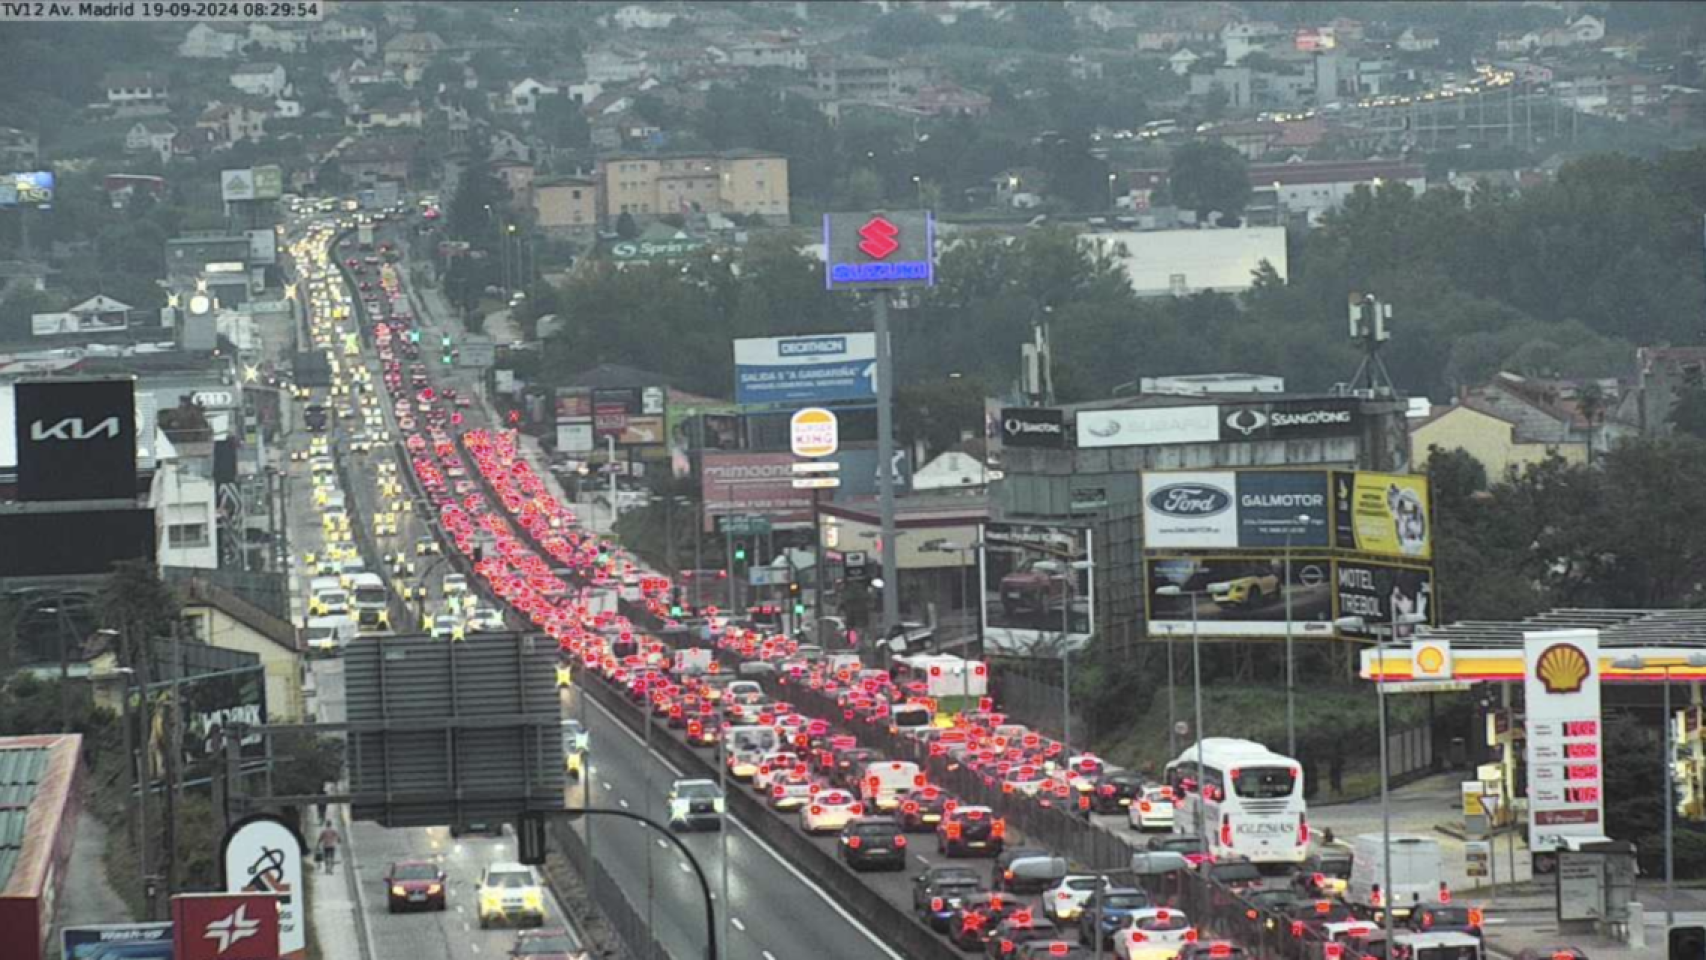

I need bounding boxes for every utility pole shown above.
[874,293,900,636]
[811,487,825,646]
[162,620,182,899]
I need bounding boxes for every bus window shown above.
[1233,766,1298,799]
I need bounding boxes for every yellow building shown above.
[534,175,599,237]
[179,579,306,722]
[598,149,789,224]
[1411,402,1588,482]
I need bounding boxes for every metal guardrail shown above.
[551,814,670,960]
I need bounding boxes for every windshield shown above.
[519,935,578,953]
[487,870,534,888]
[1101,894,1148,910]
[1232,766,1297,799]
[355,587,386,604]
[393,864,437,880]
[1138,913,1191,931]
[677,783,720,798]
[1414,947,1481,960]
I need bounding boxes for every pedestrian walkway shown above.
[1484,897,1706,958]
[50,810,131,957]
[308,804,368,960]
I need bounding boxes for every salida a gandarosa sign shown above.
[609,237,706,262]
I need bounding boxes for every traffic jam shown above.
[305,211,1486,960]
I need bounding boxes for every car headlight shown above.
[480,891,501,910]
[391,885,406,897]
[523,890,543,911]
[671,799,688,817]
[427,884,441,895]
[713,797,726,814]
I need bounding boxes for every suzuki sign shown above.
[824,210,935,290]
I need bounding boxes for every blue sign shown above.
[823,211,935,291]
[62,923,174,960]
[0,171,54,209]
[734,333,877,405]
[1235,471,1330,548]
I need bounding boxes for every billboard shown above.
[137,666,268,786]
[555,387,591,419]
[62,923,174,960]
[1145,555,1335,638]
[701,452,811,527]
[734,333,877,405]
[1218,398,1362,442]
[247,228,277,266]
[556,421,593,453]
[1076,405,1219,448]
[1141,470,1331,550]
[170,892,280,960]
[1333,470,1432,559]
[251,164,284,201]
[614,415,664,445]
[221,168,256,203]
[0,508,156,577]
[14,379,139,501]
[593,387,641,438]
[824,210,935,290]
[221,814,305,958]
[999,407,1066,448]
[981,523,1096,656]
[1332,561,1436,639]
[1523,629,1605,852]
[609,236,706,262]
[0,171,54,208]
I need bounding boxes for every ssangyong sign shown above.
[999,407,1065,448]
[1219,399,1361,442]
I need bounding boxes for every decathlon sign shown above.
[824,211,935,290]
[735,333,876,405]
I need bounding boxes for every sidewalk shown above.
[51,810,131,958]
[308,805,368,960]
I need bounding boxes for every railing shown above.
[551,814,672,960]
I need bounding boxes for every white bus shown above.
[1164,738,1308,865]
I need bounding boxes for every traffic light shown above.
[440,333,452,348]
[734,546,747,562]
[409,329,420,344]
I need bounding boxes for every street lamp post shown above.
[1611,651,1706,928]
[1336,610,1427,950]
[1059,559,1094,749]
[1284,512,1313,759]
[1156,584,1208,841]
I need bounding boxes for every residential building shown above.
[1223,21,1282,65]
[610,3,679,30]
[382,31,445,72]
[1190,66,1252,110]
[1247,161,1427,225]
[178,577,306,722]
[905,83,991,117]
[534,175,600,238]
[315,17,379,56]
[0,127,40,168]
[1411,401,1587,481]
[729,33,809,71]
[334,136,418,185]
[178,21,244,59]
[809,53,935,101]
[1079,226,1288,297]
[599,149,790,223]
[273,97,302,119]
[585,48,651,84]
[349,95,424,131]
[230,62,288,98]
[1396,27,1441,53]
[246,21,307,54]
[152,459,218,570]
[125,119,178,164]
[509,77,558,115]
[103,70,168,107]
[1458,372,1635,454]
[493,160,536,209]
[1638,347,1706,437]
[1169,48,1202,76]
[196,102,266,146]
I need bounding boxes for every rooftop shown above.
[0,734,80,898]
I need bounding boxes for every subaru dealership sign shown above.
[734,333,877,405]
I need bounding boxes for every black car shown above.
[1292,849,1355,898]
[833,747,883,789]
[1407,903,1483,939]
[938,805,1005,858]
[986,912,1060,959]
[894,787,954,832]
[1146,833,1208,861]
[948,893,1022,952]
[840,817,909,871]
[912,864,985,931]
[1016,943,1093,960]
[1084,772,1146,815]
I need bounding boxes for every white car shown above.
[443,573,470,599]
[767,771,815,811]
[753,751,802,792]
[1115,907,1195,959]
[668,779,724,831]
[800,789,863,834]
[475,862,545,928]
[430,614,463,641]
[1129,786,1176,832]
[468,606,506,632]
[1003,767,1050,798]
[1042,874,1107,923]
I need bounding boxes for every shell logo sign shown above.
[1411,639,1451,680]
[790,407,840,459]
[1535,642,1592,695]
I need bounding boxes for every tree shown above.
[1670,367,1706,440]
[537,94,590,150]
[895,376,988,457]
[0,288,53,341]
[614,211,638,239]
[1168,141,1251,225]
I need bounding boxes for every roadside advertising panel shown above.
[555,388,592,419]
[1523,629,1605,853]
[1333,470,1432,560]
[221,814,306,958]
[1141,470,1331,550]
[615,415,664,446]
[170,892,281,960]
[734,333,877,405]
[981,523,1095,656]
[823,210,935,291]
[14,378,138,501]
[251,165,284,201]
[220,168,256,203]
[1332,561,1437,639]
[1145,555,1334,639]
[701,452,811,528]
[1076,405,1219,449]
[137,667,267,785]
[0,171,55,208]
[790,407,839,458]
[555,421,593,453]
[593,387,641,438]
[62,923,174,960]
[1217,398,1362,442]
[999,406,1067,448]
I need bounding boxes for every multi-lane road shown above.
[287,212,901,960]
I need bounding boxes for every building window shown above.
[572,190,582,200]
[168,523,210,548]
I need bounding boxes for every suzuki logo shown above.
[857,217,900,259]
[30,417,121,441]
[204,904,262,954]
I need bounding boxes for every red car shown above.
[384,859,447,912]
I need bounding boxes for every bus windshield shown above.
[1233,766,1297,799]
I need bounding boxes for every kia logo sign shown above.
[31,416,121,441]
[1147,483,1233,518]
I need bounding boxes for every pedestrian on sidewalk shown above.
[316,822,341,874]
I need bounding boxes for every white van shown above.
[349,572,390,632]
[1347,833,1444,919]
[304,615,357,656]
[860,760,921,812]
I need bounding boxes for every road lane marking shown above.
[731,918,746,932]
[618,798,629,809]
[657,839,669,849]
[763,952,777,960]
[587,692,903,959]
[602,782,613,791]
[462,922,470,932]
[916,855,931,866]
[679,861,692,874]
